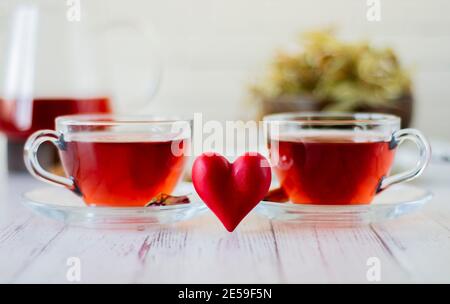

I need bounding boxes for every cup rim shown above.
[263,112,401,126]
[55,114,193,127]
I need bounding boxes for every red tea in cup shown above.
[264,113,431,205]
[60,134,189,207]
[269,132,396,205]
[24,115,192,207]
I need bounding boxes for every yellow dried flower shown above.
[250,29,411,112]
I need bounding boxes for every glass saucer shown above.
[22,182,207,229]
[255,184,432,223]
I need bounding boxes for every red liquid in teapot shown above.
[59,134,190,207]
[0,97,111,140]
[269,132,396,205]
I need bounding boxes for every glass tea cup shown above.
[24,115,192,207]
[264,112,431,205]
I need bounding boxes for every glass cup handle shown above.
[23,130,75,190]
[378,128,431,192]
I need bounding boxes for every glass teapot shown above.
[0,0,162,171]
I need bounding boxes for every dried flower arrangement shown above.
[250,29,413,125]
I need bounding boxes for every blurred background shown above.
[0,0,449,171]
[64,0,449,136]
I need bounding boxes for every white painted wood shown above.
[0,158,449,283]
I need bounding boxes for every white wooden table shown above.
[0,154,449,283]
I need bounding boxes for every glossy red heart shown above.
[192,152,272,232]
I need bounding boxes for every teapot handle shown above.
[96,18,163,111]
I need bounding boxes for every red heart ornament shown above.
[192,152,272,232]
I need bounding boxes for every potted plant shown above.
[250,29,413,127]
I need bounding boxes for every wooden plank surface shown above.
[0,163,449,283]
